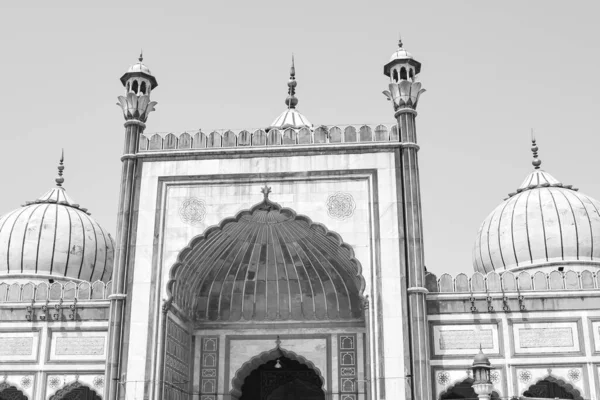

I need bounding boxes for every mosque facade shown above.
[0,42,599,400]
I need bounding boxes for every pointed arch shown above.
[0,383,27,400]
[167,198,366,321]
[438,378,500,400]
[230,346,325,399]
[49,381,101,400]
[523,376,582,399]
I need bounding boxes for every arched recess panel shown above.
[167,198,366,322]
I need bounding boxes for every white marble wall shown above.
[125,148,407,400]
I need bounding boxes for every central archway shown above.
[240,356,324,400]
[167,195,366,322]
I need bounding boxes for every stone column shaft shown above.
[105,121,142,400]
[396,108,432,400]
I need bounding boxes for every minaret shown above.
[383,39,430,399]
[106,53,158,400]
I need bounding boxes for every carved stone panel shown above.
[432,324,500,356]
[49,331,107,361]
[512,322,580,355]
[0,331,39,362]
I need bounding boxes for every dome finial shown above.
[285,55,298,109]
[531,128,542,170]
[139,49,143,63]
[398,33,403,48]
[55,149,65,187]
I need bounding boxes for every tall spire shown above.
[55,149,65,187]
[285,55,298,109]
[531,129,542,169]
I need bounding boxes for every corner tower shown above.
[105,54,158,400]
[383,39,430,399]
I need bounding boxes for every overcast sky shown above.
[0,1,598,276]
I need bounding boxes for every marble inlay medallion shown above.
[326,193,356,220]
[179,197,207,225]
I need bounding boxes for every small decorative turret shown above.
[117,52,158,123]
[382,39,425,112]
[471,347,494,400]
[120,52,158,95]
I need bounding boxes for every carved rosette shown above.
[116,92,157,122]
[383,81,426,111]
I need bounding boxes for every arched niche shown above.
[0,383,27,400]
[439,378,500,400]
[49,382,101,400]
[167,196,366,322]
[230,346,326,399]
[523,377,582,400]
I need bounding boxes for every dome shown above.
[268,108,312,131]
[127,62,152,75]
[389,47,414,62]
[472,349,491,367]
[473,167,600,273]
[0,162,114,282]
[168,194,364,321]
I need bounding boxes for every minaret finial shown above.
[56,149,65,187]
[139,49,143,63]
[531,129,541,170]
[398,33,403,48]
[285,55,298,109]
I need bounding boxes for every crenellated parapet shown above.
[138,124,400,151]
[426,269,600,293]
[0,280,113,303]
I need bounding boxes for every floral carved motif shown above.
[19,376,31,389]
[437,371,450,385]
[326,193,356,221]
[567,368,580,382]
[490,371,500,384]
[92,376,104,388]
[179,198,207,225]
[518,370,531,383]
[48,376,61,389]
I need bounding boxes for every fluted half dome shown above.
[0,185,114,282]
[169,197,365,322]
[473,169,600,273]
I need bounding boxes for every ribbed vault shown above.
[168,197,365,322]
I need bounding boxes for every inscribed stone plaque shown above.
[0,337,33,356]
[439,329,494,350]
[55,337,105,356]
[519,327,573,348]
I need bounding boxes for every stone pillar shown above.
[383,40,430,399]
[395,105,431,400]
[105,91,157,400]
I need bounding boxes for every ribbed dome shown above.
[389,47,414,62]
[127,62,152,75]
[473,169,600,273]
[0,185,114,282]
[268,108,312,131]
[169,197,365,322]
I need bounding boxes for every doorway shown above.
[240,356,325,400]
